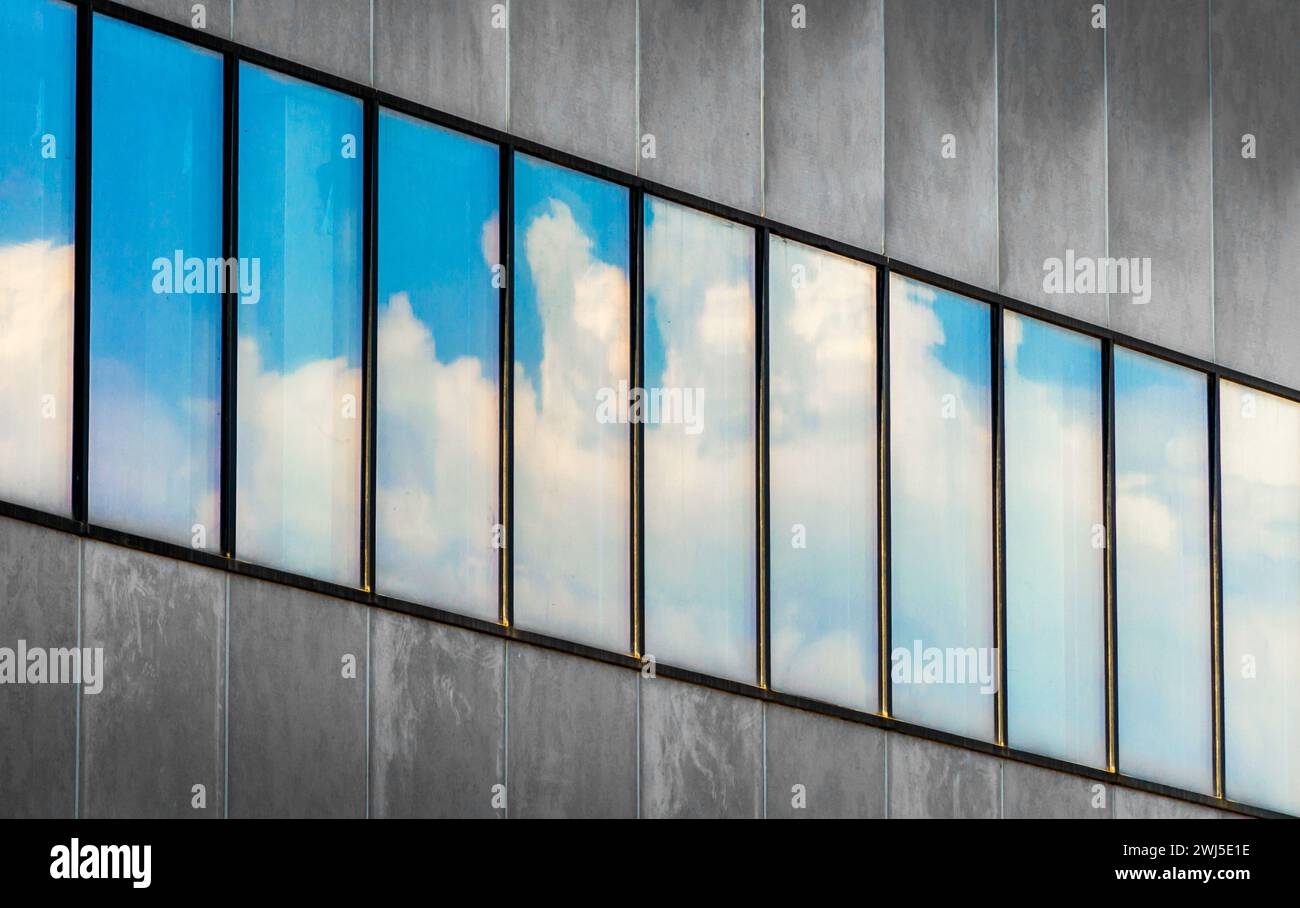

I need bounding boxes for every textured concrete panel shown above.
[1115,787,1235,819]
[234,0,370,85]
[641,677,762,818]
[374,0,508,130]
[370,611,504,818]
[887,734,1001,818]
[1003,761,1111,819]
[1211,0,1300,389]
[639,0,762,212]
[765,705,884,819]
[79,543,224,818]
[511,0,636,171]
[884,0,997,288]
[507,644,636,818]
[998,0,1107,321]
[117,0,231,35]
[227,577,367,818]
[764,0,883,249]
[0,519,78,818]
[1107,0,1213,355]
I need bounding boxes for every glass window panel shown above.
[888,274,994,741]
[513,154,630,649]
[0,0,75,515]
[1222,381,1300,815]
[643,197,755,682]
[375,110,498,619]
[1115,347,1213,794]
[1004,313,1105,766]
[237,64,363,585]
[88,17,223,547]
[768,236,876,710]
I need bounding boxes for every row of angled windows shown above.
[2,2,1297,816]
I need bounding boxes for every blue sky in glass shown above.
[89,16,223,545]
[374,109,499,617]
[1115,347,1213,794]
[0,0,75,515]
[0,0,74,245]
[238,64,362,373]
[1004,312,1106,768]
[889,274,994,741]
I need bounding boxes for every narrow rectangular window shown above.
[768,236,877,710]
[1115,347,1213,794]
[1221,381,1300,814]
[237,64,363,585]
[643,197,756,682]
[89,16,223,548]
[1003,312,1105,766]
[0,0,76,515]
[888,273,994,741]
[513,154,631,649]
[375,110,499,618]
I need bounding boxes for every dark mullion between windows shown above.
[71,1,91,525]
[630,188,646,658]
[1208,374,1226,798]
[992,305,1008,746]
[498,147,515,627]
[219,53,238,558]
[360,99,379,591]
[877,267,892,719]
[756,227,772,689]
[1102,340,1119,772]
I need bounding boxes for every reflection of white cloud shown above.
[0,241,73,514]
[236,338,360,586]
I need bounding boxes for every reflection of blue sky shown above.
[1115,348,1213,794]
[1221,382,1300,815]
[0,0,75,515]
[89,17,222,547]
[644,197,755,682]
[236,64,363,585]
[768,236,876,711]
[889,274,994,741]
[374,110,499,618]
[1004,313,1106,767]
[512,155,630,650]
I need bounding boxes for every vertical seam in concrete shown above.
[230,0,234,40]
[1206,0,1215,359]
[880,0,887,256]
[364,608,371,818]
[1103,0,1110,325]
[635,670,641,818]
[502,640,509,819]
[634,0,641,175]
[759,0,765,215]
[369,0,375,86]
[883,732,889,818]
[761,701,767,818]
[504,0,511,132]
[73,539,82,819]
[999,758,1005,818]
[223,575,230,818]
[993,0,1000,290]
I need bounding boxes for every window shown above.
[1221,381,1300,815]
[889,274,994,741]
[643,198,755,682]
[768,236,876,710]
[1115,347,1213,794]
[374,110,499,619]
[513,155,630,649]
[236,64,363,585]
[88,16,223,548]
[0,0,75,515]
[1003,313,1105,766]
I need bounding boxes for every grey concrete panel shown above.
[370,611,504,818]
[79,542,224,818]
[639,0,762,212]
[1211,0,1300,388]
[1003,761,1111,819]
[116,0,231,35]
[507,644,636,817]
[0,519,78,818]
[998,0,1107,321]
[884,0,997,288]
[227,577,367,818]
[234,0,371,85]
[763,0,883,249]
[640,677,762,818]
[1115,787,1235,819]
[887,734,1001,818]
[374,0,509,130]
[1106,0,1213,355]
[510,0,636,171]
[765,704,885,819]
